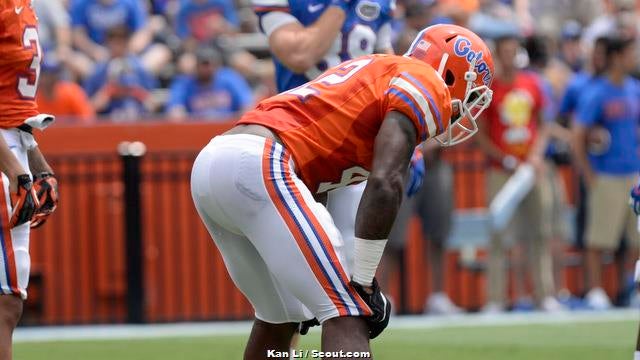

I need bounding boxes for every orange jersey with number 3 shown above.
[0,0,40,128]
[238,54,452,194]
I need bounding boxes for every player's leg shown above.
[195,210,302,359]
[0,296,22,360]
[322,316,371,356]
[191,136,312,358]
[0,131,32,360]
[0,224,29,360]
[245,320,299,359]
[237,140,372,351]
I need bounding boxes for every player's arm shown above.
[263,4,347,73]
[27,147,54,175]
[353,110,416,283]
[349,110,415,339]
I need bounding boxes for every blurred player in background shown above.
[0,1,59,359]
[253,0,395,92]
[191,24,493,359]
[572,35,640,310]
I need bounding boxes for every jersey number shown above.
[305,24,376,80]
[317,166,370,193]
[285,58,372,100]
[17,27,41,99]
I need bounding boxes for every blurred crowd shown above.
[38,0,640,313]
[37,0,638,124]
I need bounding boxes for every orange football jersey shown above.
[0,0,40,128]
[238,54,452,194]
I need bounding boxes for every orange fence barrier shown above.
[20,121,615,325]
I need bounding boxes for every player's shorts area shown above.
[191,134,371,323]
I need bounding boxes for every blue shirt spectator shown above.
[176,0,239,42]
[576,76,640,175]
[84,56,158,118]
[70,0,147,45]
[167,47,253,120]
[84,26,158,120]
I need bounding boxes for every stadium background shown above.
[19,0,639,345]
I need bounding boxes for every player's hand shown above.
[406,148,425,197]
[630,181,640,216]
[350,278,391,339]
[9,174,39,228]
[30,173,59,229]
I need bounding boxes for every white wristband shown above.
[635,260,640,283]
[352,237,388,286]
[634,351,640,360]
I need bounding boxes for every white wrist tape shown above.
[634,260,640,283]
[634,351,640,360]
[352,237,387,286]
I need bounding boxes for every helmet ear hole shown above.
[445,69,455,86]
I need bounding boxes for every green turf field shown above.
[13,320,637,360]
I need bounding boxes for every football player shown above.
[253,0,425,299]
[191,24,493,358]
[0,2,58,359]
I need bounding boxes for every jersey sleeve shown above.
[252,0,297,36]
[383,63,448,142]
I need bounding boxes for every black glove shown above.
[30,172,58,229]
[9,174,39,228]
[350,278,391,339]
[299,318,320,335]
